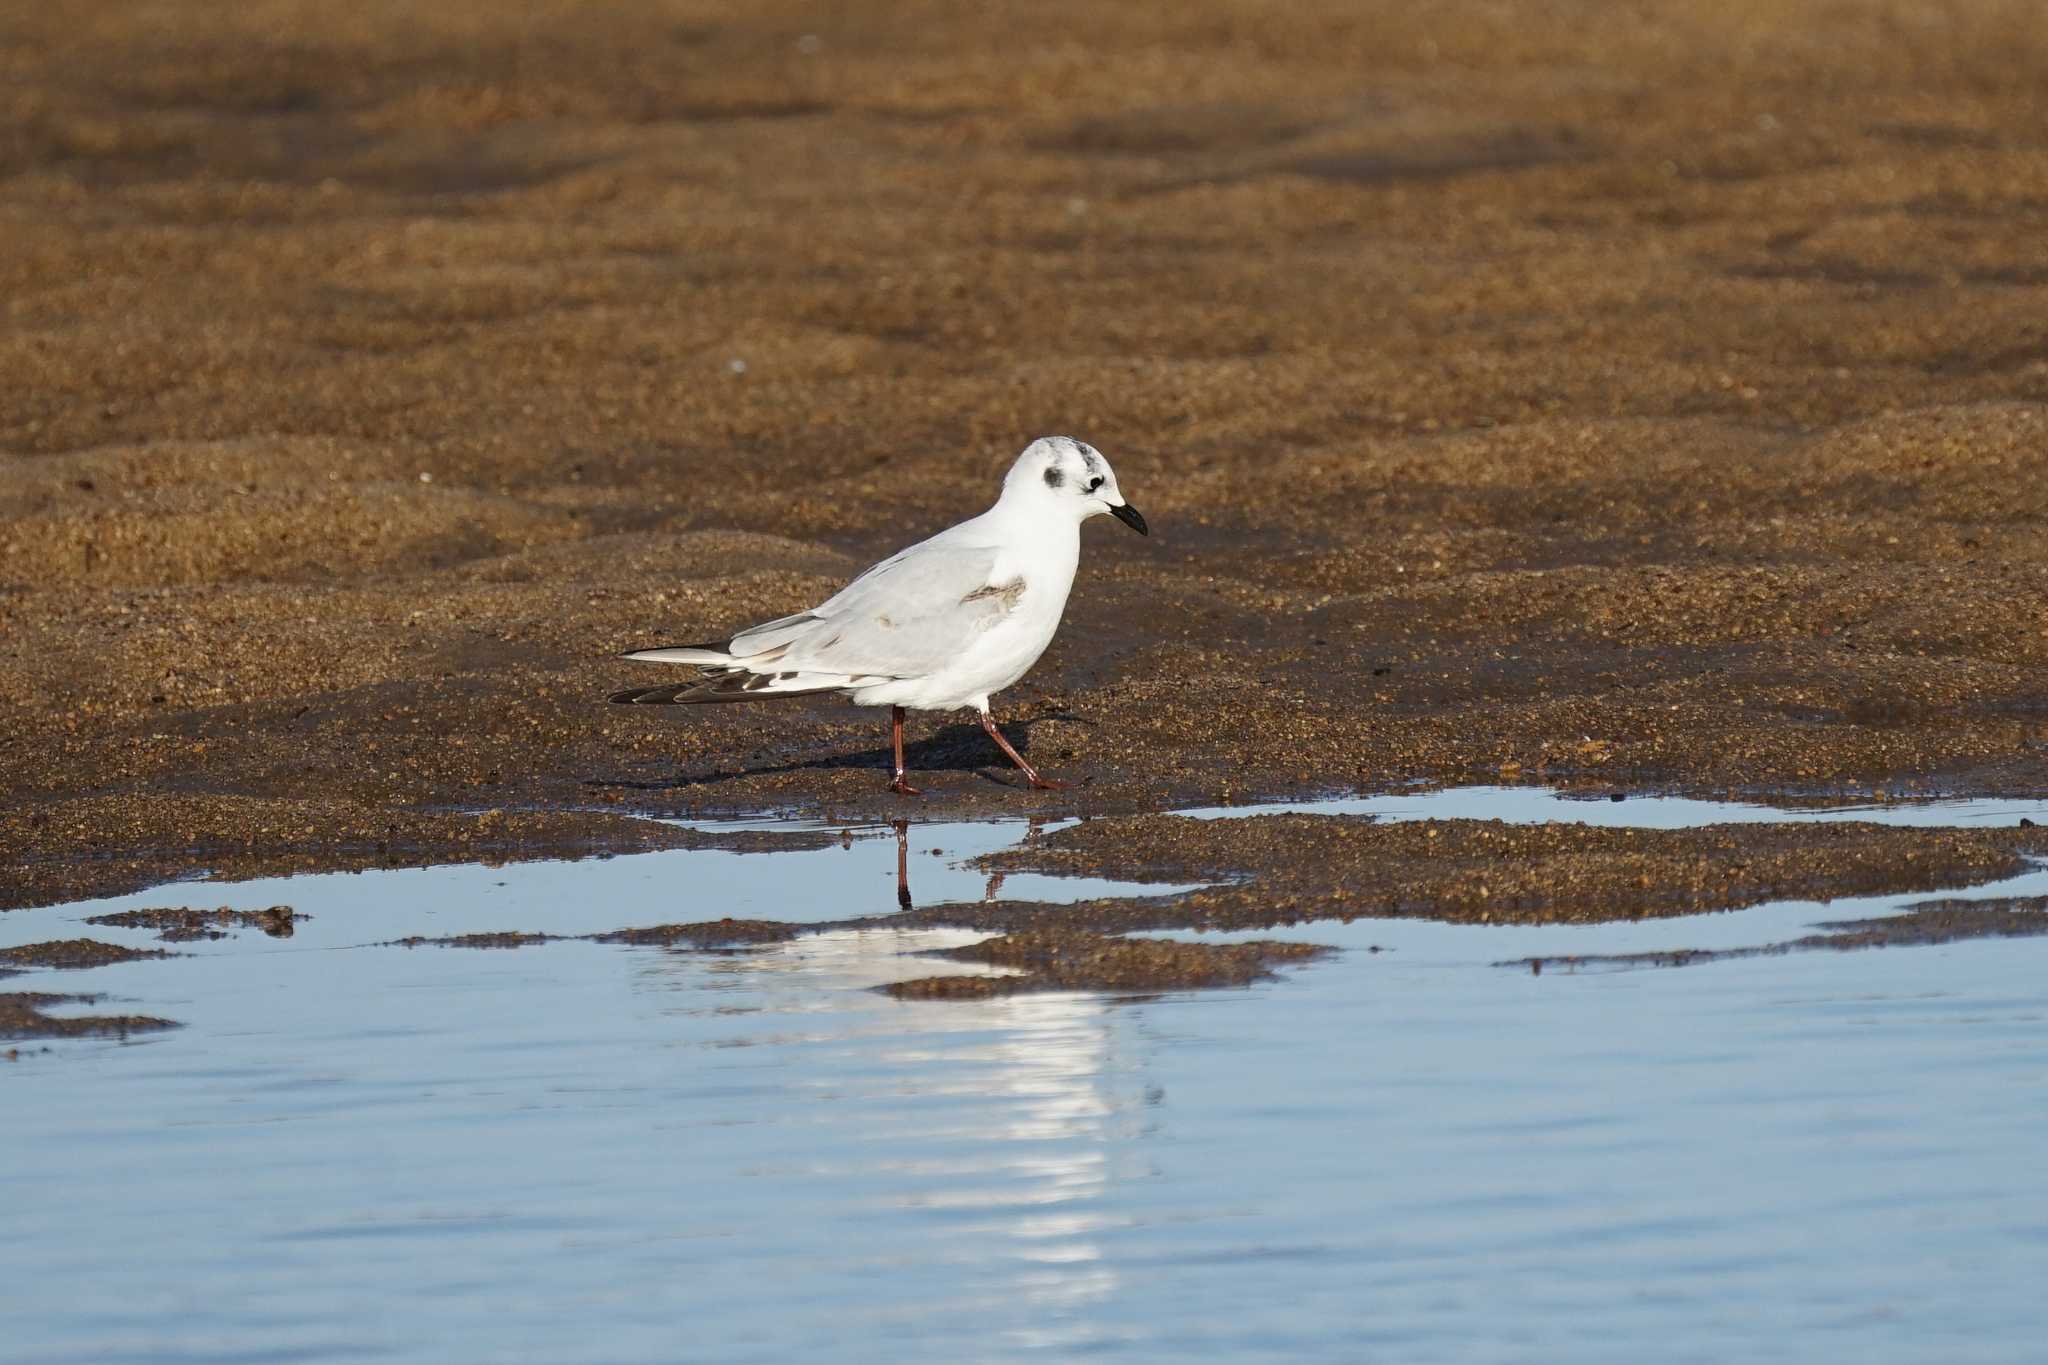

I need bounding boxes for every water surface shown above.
[6,790,2048,1363]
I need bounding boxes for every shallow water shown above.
[1189,783,2048,829]
[7,789,2048,1363]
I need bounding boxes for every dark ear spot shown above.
[1043,466,1063,489]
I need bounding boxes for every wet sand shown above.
[968,812,2048,925]
[0,991,175,1040]
[5,1,2048,922]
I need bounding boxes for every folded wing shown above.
[615,540,1020,703]
[781,542,1012,678]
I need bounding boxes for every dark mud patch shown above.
[375,916,1325,994]
[970,814,2048,927]
[385,916,806,949]
[391,931,563,950]
[885,929,1329,1000]
[652,826,852,855]
[1037,102,1323,157]
[2,799,728,913]
[86,905,299,942]
[591,919,804,948]
[0,992,179,1040]
[1503,896,2048,974]
[1284,128,1591,186]
[0,939,176,970]
[383,919,802,950]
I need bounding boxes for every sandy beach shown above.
[4,0,2046,914]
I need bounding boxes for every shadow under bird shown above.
[610,436,1148,793]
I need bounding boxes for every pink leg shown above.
[888,706,922,796]
[979,710,1069,790]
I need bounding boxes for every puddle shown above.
[7,789,2048,1361]
[0,815,1179,949]
[1188,784,2048,829]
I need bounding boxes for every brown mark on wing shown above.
[962,577,1026,610]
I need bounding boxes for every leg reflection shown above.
[895,819,913,910]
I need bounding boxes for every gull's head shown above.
[1004,436,1147,535]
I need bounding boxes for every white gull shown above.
[612,436,1147,792]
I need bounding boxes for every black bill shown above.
[1109,501,1149,536]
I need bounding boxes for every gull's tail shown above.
[610,638,846,706]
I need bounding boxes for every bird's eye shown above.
[1085,475,1104,492]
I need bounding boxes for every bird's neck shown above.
[980,494,1080,574]
[986,492,1076,536]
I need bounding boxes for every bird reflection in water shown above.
[892,816,1048,910]
[895,819,913,909]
